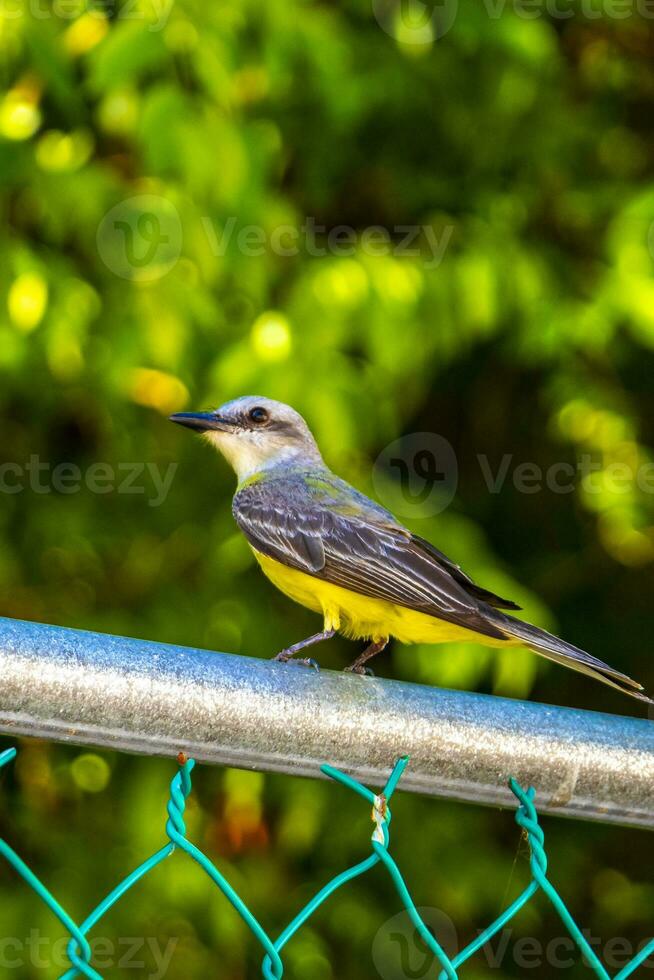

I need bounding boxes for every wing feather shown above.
[233,477,508,641]
[411,534,521,611]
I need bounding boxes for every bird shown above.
[170,395,652,706]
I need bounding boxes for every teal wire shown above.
[61,759,283,980]
[0,748,99,979]
[0,745,652,979]
[0,748,17,767]
[510,778,612,980]
[261,756,410,979]
[614,939,654,980]
[60,844,174,980]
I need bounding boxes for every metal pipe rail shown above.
[0,616,652,828]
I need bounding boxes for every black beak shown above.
[168,412,235,433]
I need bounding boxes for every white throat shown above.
[205,430,318,483]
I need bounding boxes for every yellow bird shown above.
[170,395,652,705]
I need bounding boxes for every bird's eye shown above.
[248,406,269,424]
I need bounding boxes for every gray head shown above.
[169,395,324,482]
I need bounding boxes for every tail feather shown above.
[495,615,654,707]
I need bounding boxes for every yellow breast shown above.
[251,549,510,647]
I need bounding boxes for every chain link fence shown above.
[1,746,652,978]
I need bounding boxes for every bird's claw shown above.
[273,652,320,671]
[344,665,375,677]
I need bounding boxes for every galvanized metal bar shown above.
[0,616,652,828]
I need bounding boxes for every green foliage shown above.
[0,0,653,976]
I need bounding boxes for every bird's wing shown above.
[233,480,327,573]
[233,476,508,641]
[410,534,521,611]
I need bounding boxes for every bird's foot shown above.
[272,651,320,671]
[343,665,375,677]
[344,638,387,676]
